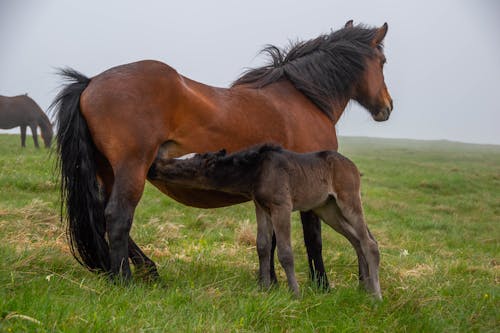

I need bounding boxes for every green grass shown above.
[0,134,498,332]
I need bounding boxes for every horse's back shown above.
[79,60,185,163]
[0,94,44,128]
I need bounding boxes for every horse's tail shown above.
[50,68,110,272]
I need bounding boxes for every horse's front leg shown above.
[300,211,329,290]
[29,124,39,148]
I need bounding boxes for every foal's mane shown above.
[205,144,282,170]
[232,25,383,120]
[202,144,283,187]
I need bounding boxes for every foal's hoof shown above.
[358,282,383,301]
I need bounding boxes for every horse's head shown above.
[41,122,54,148]
[351,22,393,122]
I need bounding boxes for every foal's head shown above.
[148,150,227,188]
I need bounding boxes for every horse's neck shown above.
[37,114,50,130]
[330,98,350,124]
[36,112,52,138]
[259,80,351,125]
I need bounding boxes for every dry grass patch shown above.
[399,263,436,278]
[0,199,67,254]
[235,219,256,246]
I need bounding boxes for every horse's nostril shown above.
[390,99,394,111]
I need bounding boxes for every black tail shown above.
[50,68,110,272]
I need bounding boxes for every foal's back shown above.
[254,149,360,212]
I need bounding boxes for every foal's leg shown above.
[20,125,27,147]
[271,205,299,296]
[316,198,381,299]
[301,211,329,290]
[255,203,274,289]
[314,202,368,286]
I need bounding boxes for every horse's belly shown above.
[148,179,249,208]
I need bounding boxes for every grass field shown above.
[0,133,498,332]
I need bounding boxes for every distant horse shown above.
[0,94,53,148]
[148,144,382,299]
[51,21,393,284]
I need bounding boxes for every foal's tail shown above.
[51,68,110,272]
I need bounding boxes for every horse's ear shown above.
[372,22,388,46]
[344,20,353,28]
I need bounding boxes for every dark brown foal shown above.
[148,144,382,299]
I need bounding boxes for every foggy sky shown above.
[1,0,499,144]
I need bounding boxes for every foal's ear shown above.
[372,22,388,46]
[344,20,353,28]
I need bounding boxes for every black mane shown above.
[204,144,282,171]
[232,25,382,119]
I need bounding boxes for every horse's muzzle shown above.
[373,100,393,122]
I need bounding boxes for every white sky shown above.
[1,0,499,144]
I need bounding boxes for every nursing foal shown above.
[148,144,381,299]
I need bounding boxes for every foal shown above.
[148,144,382,299]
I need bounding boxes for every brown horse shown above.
[148,144,382,299]
[0,94,53,148]
[51,21,393,284]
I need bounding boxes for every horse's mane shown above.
[232,25,382,120]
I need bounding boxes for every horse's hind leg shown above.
[269,233,278,285]
[97,161,159,281]
[128,237,160,280]
[105,164,147,280]
[300,211,329,290]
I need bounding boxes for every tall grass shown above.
[0,134,498,332]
